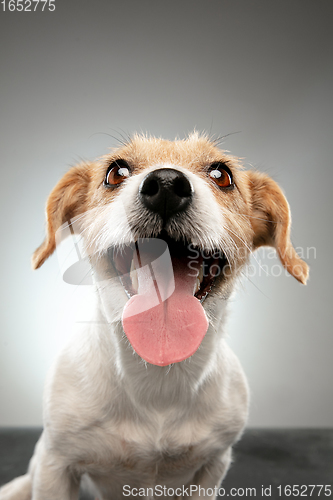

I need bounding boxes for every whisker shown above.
[234,213,278,224]
[224,225,270,277]
[210,131,242,147]
[89,129,131,148]
[240,269,271,299]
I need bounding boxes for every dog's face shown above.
[32,133,308,367]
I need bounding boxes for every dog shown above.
[0,133,308,500]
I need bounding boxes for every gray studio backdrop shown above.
[0,0,332,427]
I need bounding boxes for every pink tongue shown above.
[122,251,208,366]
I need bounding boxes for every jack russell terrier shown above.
[0,133,308,500]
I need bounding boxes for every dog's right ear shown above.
[247,170,309,284]
[32,163,91,270]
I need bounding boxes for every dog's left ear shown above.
[32,163,91,270]
[247,171,309,284]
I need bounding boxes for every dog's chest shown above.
[76,409,220,482]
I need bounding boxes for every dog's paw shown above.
[0,475,31,500]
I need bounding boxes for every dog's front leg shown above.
[0,436,80,500]
[32,460,80,500]
[186,448,232,500]
[32,459,80,500]
[31,438,80,500]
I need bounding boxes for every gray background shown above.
[0,0,332,427]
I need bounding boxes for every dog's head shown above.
[32,133,308,366]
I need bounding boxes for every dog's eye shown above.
[209,163,233,188]
[104,160,131,187]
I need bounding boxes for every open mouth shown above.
[108,233,228,367]
[111,233,227,303]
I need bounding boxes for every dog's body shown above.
[0,134,308,500]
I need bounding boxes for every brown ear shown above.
[32,163,91,270]
[247,171,309,284]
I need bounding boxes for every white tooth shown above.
[198,263,204,283]
[130,258,138,293]
[131,271,138,293]
[195,278,200,294]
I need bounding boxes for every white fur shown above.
[0,163,249,500]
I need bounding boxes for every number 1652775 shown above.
[1,0,55,11]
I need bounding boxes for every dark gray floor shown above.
[0,428,332,498]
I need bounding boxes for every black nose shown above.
[139,168,193,221]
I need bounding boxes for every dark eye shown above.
[104,160,131,187]
[209,163,233,188]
